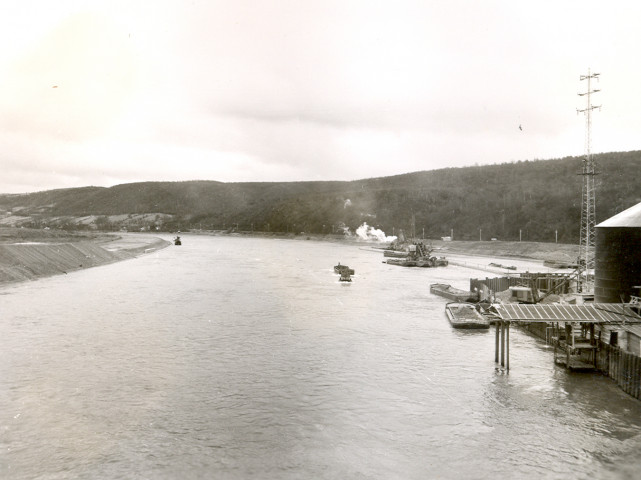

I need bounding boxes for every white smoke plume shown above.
[355,222,397,242]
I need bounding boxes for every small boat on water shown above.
[174,236,182,245]
[489,262,516,270]
[339,271,352,282]
[334,264,355,275]
[445,302,490,329]
[430,283,478,302]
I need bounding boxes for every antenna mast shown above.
[577,69,601,292]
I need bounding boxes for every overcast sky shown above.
[1,0,639,193]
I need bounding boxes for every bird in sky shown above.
[518,124,522,131]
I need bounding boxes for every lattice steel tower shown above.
[577,69,601,292]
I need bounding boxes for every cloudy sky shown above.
[1,0,640,193]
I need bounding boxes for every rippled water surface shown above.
[2,235,641,479]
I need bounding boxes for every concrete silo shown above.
[594,202,641,303]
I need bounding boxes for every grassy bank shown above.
[0,227,119,244]
[0,228,170,285]
[431,239,580,263]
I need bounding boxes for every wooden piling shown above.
[632,354,637,398]
[634,355,641,398]
[495,321,500,363]
[506,321,510,371]
[618,349,623,386]
[631,354,636,398]
[612,347,616,383]
[500,321,505,367]
[610,346,617,381]
[623,352,628,393]
[628,352,631,393]
[618,348,624,385]
[623,351,628,393]
[628,353,633,394]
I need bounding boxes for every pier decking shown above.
[489,303,641,371]
[493,303,641,324]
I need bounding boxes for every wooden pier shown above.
[490,303,641,371]
[549,322,598,371]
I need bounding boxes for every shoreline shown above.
[0,228,580,287]
[186,229,580,263]
[0,232,171,286]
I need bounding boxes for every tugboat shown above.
[174,236,182,246]
[334,263,355,275]
[334,262,353,282]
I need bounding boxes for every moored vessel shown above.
[445,302,490,329]
[430,283,478,302]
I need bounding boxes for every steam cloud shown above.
[355,222,397,242]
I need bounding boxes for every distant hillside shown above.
[1,151,639,242]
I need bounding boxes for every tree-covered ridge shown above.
[0,151,639,242]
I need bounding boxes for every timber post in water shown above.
[495,320,510,371]
[495,322,500,363]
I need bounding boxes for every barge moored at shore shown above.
[445,302,490,329]
[430,283,478,302]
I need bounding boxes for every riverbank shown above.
[0,227,579,286]
[0,229,170,286]
[430,239,579,263]
[189,230,580,263]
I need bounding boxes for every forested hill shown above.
[1,151,639,242]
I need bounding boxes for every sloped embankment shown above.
[431,240,580,263]
[0,237,170,285]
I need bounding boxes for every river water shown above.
[1,235,641,479]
